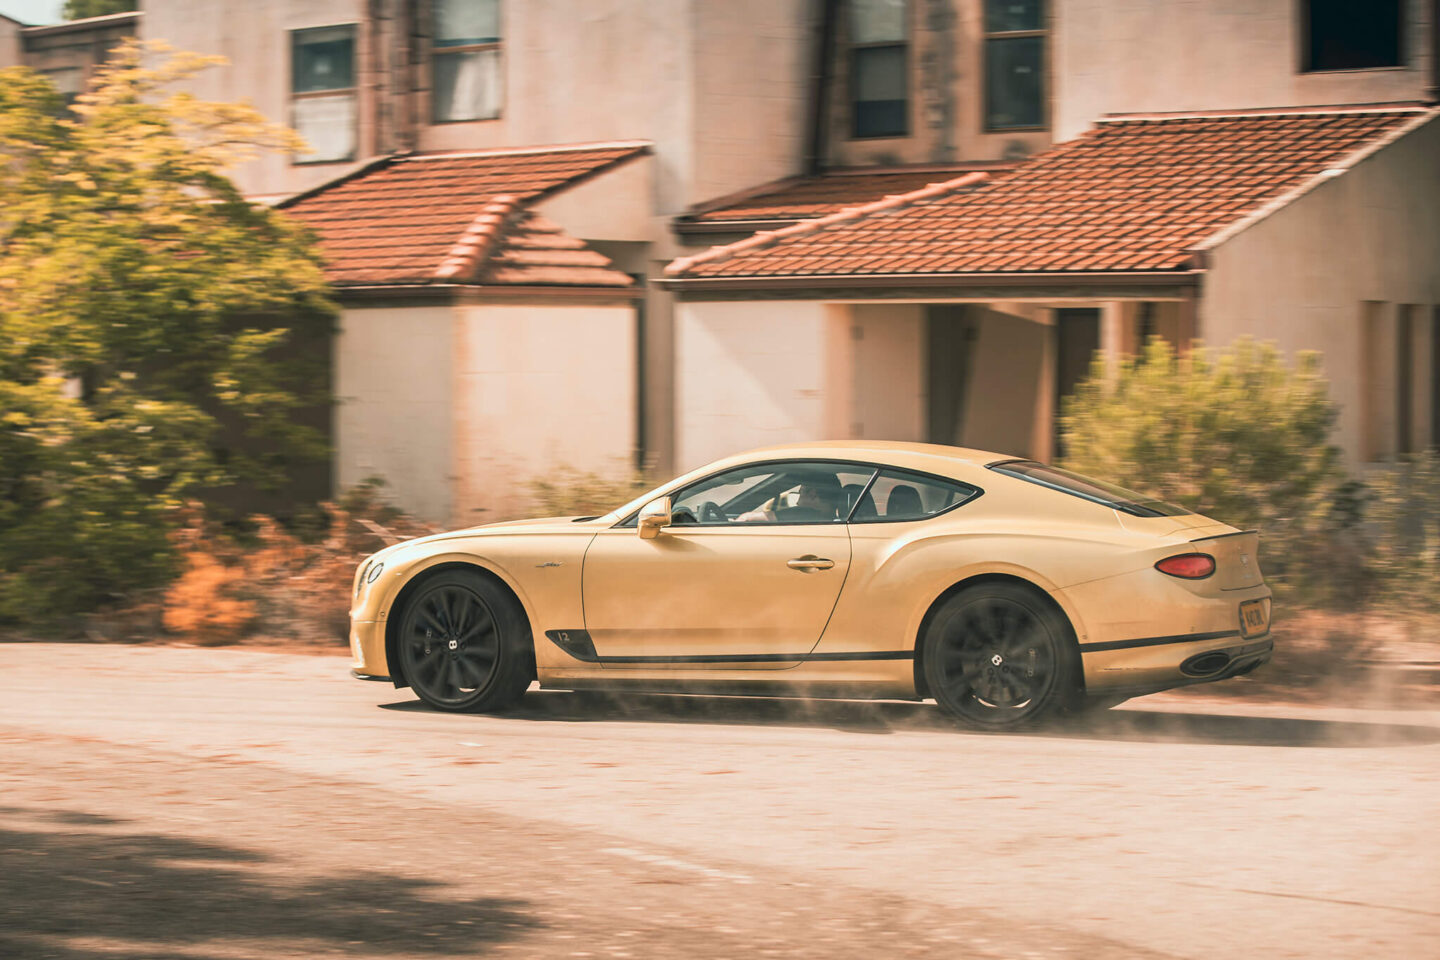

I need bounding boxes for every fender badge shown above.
[535,561,564,568]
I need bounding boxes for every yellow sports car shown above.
[349,441,1272,728]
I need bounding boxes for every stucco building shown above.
[3,1,1438,518]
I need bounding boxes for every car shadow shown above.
[0,805,540,960]
[379,689,1440,748]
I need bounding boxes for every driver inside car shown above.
[736,474,843,523]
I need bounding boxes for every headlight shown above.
[355,558,383,598]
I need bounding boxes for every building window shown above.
[291,25,357,164]
[849,0,908,139]
[433,0,503,123]
[1302,0,1403,72]
[984,0,1046,130]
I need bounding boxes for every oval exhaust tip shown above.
[1181,650,1233,677]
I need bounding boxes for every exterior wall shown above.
[675,300,843,471]
[849,303,926,441]
[142,0,366,201]
[1202,115,1440,468]
[0,16,23,66]
[689,0,811,205]
[452,302,637,524]
[1055,0,1435,141]
[334,303,456,523]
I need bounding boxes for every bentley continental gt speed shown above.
[348,442,1273,728]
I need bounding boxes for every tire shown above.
[921,582,1079,729]
[395,569,533,713]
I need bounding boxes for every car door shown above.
[579,461,875,668]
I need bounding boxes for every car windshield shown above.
[988,461,1190,518]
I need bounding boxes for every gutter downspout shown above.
[804,0,840,175]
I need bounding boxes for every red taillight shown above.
[1155,553,1216,579]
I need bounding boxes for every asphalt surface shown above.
[1,643,1437,959]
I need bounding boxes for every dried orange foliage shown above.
[161,487,436,647]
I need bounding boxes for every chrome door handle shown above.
[787,556,835,571]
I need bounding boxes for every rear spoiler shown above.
[1190,529,1259,542]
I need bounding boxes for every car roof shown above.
[734,440,1019,470]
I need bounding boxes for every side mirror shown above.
[637,496,672,539]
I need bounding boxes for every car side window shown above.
[851,469,977,523]
[669,462,878,526]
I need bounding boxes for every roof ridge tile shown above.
[434,194,522,280]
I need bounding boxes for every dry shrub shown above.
[529,465,653,519]
[160,482,436,647]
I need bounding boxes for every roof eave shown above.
[657,270,1203,292]
[333,281,643,304]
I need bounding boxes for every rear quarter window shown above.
[987,461,1190,518]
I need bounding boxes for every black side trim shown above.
[596,650,913,664]
[543,629,912,665]
[1078,630,1239,653]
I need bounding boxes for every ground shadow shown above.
[379,689,1440,748]
[0,807,540,960]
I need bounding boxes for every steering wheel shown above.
[698,501,727,524]
[670,505,698,525]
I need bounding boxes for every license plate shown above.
[1239,598,1270,638]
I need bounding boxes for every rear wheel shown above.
[396,569,532,712]
[922,582,1078,729]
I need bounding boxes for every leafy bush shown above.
[1059,338,1351,601]
[1362,451,1440,619]
[0,46,335,625]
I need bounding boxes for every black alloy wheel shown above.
[397,569,532,712]
[922,583,1077,729]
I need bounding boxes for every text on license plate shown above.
[1239,598,1270,638]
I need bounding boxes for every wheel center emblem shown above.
[991,654,1004,666]
[448,639,458,651]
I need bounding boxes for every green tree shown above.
[1058,338,1348,598]
[63,0,136,19]
[0,43,336,623]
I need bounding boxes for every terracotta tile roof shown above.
[280,141,649,287]
[679,164,1005,225]
[666,108,1431,282]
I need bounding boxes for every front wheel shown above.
[922,583,1078,729]
[396,569,533,712]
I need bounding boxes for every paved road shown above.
[1,644,1437,959]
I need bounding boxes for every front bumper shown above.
[349,619,390,680]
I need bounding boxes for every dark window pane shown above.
[853,45,907,137]
[1306,0,1402,70]
[850,0,907,43]
[988,461,1191,517]
[293,26,355,93]
[985,0,1043,33]
[851,469,978,523]
[985,35,1043,129]
[436,0,501,47]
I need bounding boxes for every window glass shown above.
[434,48,502,121]
[292,94,357,162]
[293,26,355,93]
[853,46,907,137]
[988,461,1190,517]
[985,0,1043,33]
[664,462,878,526]
[850,0,906,43]
[852,469,977,523]
[436,0,501,46]
[1305,0,1402,71]
[985,35,1043,129]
